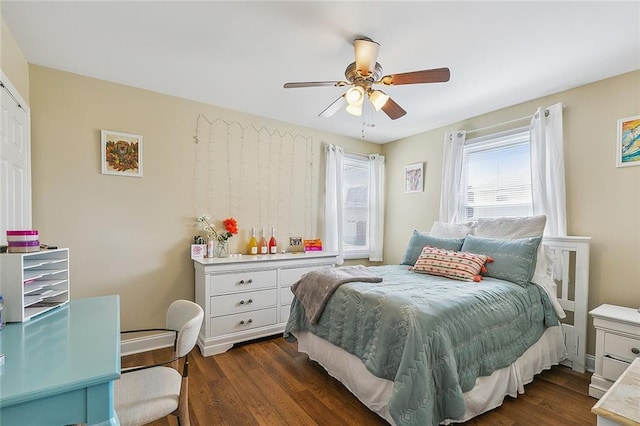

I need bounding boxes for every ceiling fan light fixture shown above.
[346,103,363,116]
[345,86,365,106]
[369,90,390,111]
[354,37,380,76]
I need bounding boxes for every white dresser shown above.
[589,304,640,399]
[194,252,338,356]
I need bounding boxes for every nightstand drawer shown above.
[602,356,630,382]
[209,270,277,295]
[210,289,277,317]
[604,332,640,362]
[210,308,277,336]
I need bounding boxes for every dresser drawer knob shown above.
[239,319,253,325]
[239,299,254,305]
[632,347,639,355]
[238,279,254,285]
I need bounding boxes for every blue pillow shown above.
[400,231,465,265]
[460,234,541,286]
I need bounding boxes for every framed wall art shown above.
[404,162,424,193]
[616,115,640,168]
[101,130,143,177]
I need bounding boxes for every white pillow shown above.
[429,221,474,239]
[474,215,546,238]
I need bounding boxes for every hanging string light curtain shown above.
[193,114,317,252]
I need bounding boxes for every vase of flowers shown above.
[197,214,238,258]
[215,239,229,258]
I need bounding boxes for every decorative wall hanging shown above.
[192,114,318,251]
[404,162,424,193]
[101,130,143,177]
[616,115,640,168]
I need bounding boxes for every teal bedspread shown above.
[284,265,559,425]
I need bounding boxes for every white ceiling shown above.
[2,1,639,144]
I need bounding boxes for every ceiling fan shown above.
[283,37,450,120]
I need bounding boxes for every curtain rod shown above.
[0,80,25,110]
[465,109,549,136]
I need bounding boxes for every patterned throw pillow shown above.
[412,246,491,282]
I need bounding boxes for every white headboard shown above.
[542,236,591,373]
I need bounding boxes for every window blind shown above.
[459,130,533,221]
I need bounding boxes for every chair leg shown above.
[173,376,190,426]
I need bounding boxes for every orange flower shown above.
[223,218,238,235]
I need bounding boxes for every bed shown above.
[284,216,590,425]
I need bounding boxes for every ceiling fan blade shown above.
[381,97,407,120]
[319,95,347,118]
[284,81,347,88]
[380,67,450,86]
[354,37,380,76]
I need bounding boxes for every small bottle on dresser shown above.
[259,227,268,254]
[268,227,277,254]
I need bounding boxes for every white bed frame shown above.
[542,236,591,373]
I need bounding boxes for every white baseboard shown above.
[120,331,175,357]
[586,354,595,373]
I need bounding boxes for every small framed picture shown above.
[616,115,640,168]
[101,130,143,177]
[191,244,206,260]
[404,162,424,193]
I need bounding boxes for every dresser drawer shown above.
[279,266,330,287]
[602,356,631,382]
[210,308,277,336]
[209,270,277,295]
[210,289,276,317]
[280,286,294,306]
[604,332,640,362]
[280,305,291,324]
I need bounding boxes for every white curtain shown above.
[439,131,466,222]
[324,144,344,264]
[530,102,567,237]
[368,154,385,261]
[530,102,567,283]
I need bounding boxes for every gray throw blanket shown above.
[291,265,382,324]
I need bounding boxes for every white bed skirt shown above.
[294,325,566,424]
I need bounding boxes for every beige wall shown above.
[1,18,29,102]
[28,65,379,330]
[383,70,640,355]
[7,8,639,355]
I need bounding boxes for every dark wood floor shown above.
[122,335,598,425]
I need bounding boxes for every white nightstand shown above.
[589,304,640,399]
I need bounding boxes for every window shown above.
[458,129,532,222]
[342,155,370,257]
[325,145,384,262]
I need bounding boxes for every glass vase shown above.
[215,240,229,258]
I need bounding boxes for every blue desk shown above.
[0,295,121,425]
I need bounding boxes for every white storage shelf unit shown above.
[1,248,70,322]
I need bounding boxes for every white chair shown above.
[115,300,204,426]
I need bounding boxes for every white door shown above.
[0,72,31,245]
